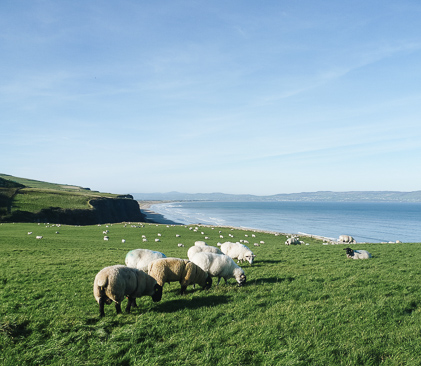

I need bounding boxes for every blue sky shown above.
[2,0,421,195]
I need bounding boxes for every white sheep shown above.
[220,242,256,264]
[190,252,246,286]
[36,236,43,239]
[339,235,356,244]
[194,241,207,246]
[125,249,167,272]
[148,258,212,295]
[103,236,109,241]
[178,243,184,247]
[344,248,372,259]
[285,237,300,245]
[93,265,162,317]
[187,245,222,261]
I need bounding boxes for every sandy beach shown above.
[138,201,183,225]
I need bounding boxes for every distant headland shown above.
[132,190,421,203]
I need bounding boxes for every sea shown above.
[149,201,421,243]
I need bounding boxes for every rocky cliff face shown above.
[2,197,146,225]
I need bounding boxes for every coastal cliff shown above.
[0,174,146,225]
[1,196,146,225]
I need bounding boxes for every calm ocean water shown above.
[150,201,421,243]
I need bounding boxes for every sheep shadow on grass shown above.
[152,295,231,313]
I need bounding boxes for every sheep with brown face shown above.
[93,265,162,317]
[148,258,212,295]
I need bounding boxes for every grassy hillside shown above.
[0,174,141,224]
[1,222,420,365]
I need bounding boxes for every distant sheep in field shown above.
[339,235,356,244]
[194,241,207,246]
[285,237,300,245]
[36,236,43,239]
[148,258,212,295]
[93,265,162,317]
[122,239,126,243]
[187,245,222,261]
[344,248,372,259]
[190,252,246,286]
[220,242,256,264]
[103,236,109,241]
[155,238,160,242]
[125,249,167,272]
[178,243,184,247]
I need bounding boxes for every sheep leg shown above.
[115,302,122,314]
[99,297,105,317]
[125,297,135,313]
[180,285,187,295]
[217,277,221,285]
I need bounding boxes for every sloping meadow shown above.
[1,222,421,365]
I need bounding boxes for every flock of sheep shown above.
[93,225,372,317]
[93,238,255,317]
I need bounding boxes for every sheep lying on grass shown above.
[125,249,166,272]
[220,242,255,264]
[191,252,246,286]
[187,245,222,261]
[339,235,356,244]
[148,258,212,295]
[93,265,162,317]
[344,248,372,259]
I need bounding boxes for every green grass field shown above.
[1,222,420,365]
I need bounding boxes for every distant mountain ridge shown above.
[132,190,421,203]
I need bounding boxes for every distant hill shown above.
[132,190,421,203]
[0,174,145,224]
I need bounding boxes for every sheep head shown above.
[152,284,163,302]
[238,274,246,287]
[344,248,354,257]
[204,275,212,290]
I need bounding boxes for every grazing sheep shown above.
[285,237,301,245]
[93,265,162,316]
[220,242,256,264]
[148,258,212,295]
[125,249,167,272]
[344,247,372,259]
[36,236,43,239]
[190,252,246,286]
[194,241,207,246]
[187,245,222,261]
[339,235,356,244]
[177,243,184,247]
[103,236,109,241]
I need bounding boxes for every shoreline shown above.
[137,200,337,242]
[138,201,184,225]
